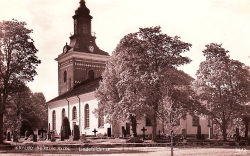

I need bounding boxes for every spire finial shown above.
[80,0,85,5]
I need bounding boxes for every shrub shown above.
[61,117,71,139]
[73,125,80,141]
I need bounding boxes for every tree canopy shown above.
[194,43,250,140]
[96,26,193,140]
[0,19,40,143]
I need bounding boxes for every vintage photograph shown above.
[0,0,250,155]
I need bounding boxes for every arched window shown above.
[62,108,65,121]
[85,104,90,128]
[98,111,104,128]
[63,71,67,83]
[52,110,56,130]
[88,70,94,80]
[72,106,77,120]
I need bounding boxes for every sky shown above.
[0,0,249,101]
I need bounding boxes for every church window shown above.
[64,71,67,83]
[72,106,77,120]
[88,70,94,80]
[85,104,90,128]
[52,110,56,130]
[62,108,65,121]
[98,111,104,128]
[192,115,200,127]
[145,116,152,126]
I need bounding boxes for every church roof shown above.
[47,77,101,103]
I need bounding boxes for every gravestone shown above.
[141,127,147,140]
[92,128,98,137]
[48,131,51,140]
[107,128,111,137]
[25,130,29,140]
[33,134,37,142]
[196,125,201,140]
[235,127,240,141]
[126,123,130,136]
[122,126,126,138]
[7,132,11,141]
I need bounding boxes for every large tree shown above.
[194,43,250,141]
[0,19,40,143]
[4,85,47,139]
[96,26,192,141]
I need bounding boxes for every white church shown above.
[47,0,211,138]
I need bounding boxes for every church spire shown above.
[80,0,85,6]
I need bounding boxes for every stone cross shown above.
[92,128,98,137]
[141,127,147,140]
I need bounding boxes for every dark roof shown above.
[47,77,101,103]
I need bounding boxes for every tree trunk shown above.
[244,118,249,139]
[151,111,157,142]
[0,94,4,144]
[0,93,9,144]
[129,114,137,137]
[221,122,227,141]
[0,112,3,144]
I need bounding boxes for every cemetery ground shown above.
[0,137,250,155]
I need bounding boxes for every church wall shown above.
[117,114,210,137]
[48,99,69,136]
[179,114,209,136]
[48,92,111,137]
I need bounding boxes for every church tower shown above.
[56,0,109,95]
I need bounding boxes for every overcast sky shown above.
[0,0,249,101]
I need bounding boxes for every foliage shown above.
[96,26,192,141]
[0,19,40,143]
[4,85,47,135]
[61,117,71,139]
[20,120,33,137]
[194,43,250,141]
[73,125,80,141]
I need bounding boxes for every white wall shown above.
[48,91,111,136]
[118,114,210,137]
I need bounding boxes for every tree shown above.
[194,43,250,141]
[73,125,80,141]
[4,85,47,138]
[61,117,71,139]
[96,26,192,141]
[0,19,40,143]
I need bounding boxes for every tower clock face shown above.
[88,45,94,52]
